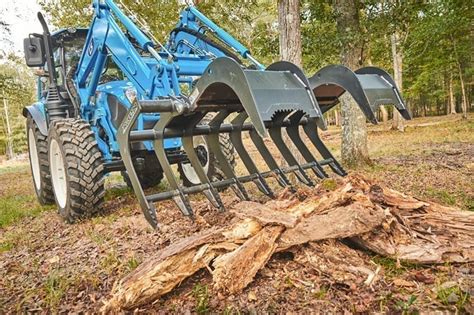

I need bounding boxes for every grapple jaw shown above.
[309,65,411,124]
[117,57,343,228]
[190,57,326,136]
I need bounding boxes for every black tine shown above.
[230,112,275,198]
[153,113,194,218]
[117,101,159,228]
[303,118,347,176]
[248,128,294,190]
[269,111,314,186]
[207,111,250,201]
[287,111,328,179]
[182,112,226,212]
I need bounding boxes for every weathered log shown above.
[352,183,474,264]
[278,195,386,251]
[102,245,218,313]
[231,201,299,228]
[213,225,284,293]
[101,219,262,312]
[102,175,474,311]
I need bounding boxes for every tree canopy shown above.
[0,0,471,155]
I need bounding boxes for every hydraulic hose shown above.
[170,27,242,64]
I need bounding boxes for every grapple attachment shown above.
[117,57,345,228]
[309,65,411,123]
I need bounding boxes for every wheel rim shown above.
[181,136,210,185]
[28,128,41,191]
[50,139,68,208]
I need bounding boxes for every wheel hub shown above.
[50,139,68,208]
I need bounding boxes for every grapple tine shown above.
[182,112,225,212]
[207,111,250,201]
[248,128,295,190]
[117,101,159,228]
[230,112,275,198]
[303,118,347,176]
[286,111,328,179]
[153,112,194,218]
[269,111,314,186]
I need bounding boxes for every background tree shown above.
[1,0,468,158]
[0,57,36,156]
[278,0,302,66]
[333,0,369,167]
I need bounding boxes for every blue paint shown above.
[30,0,263,165]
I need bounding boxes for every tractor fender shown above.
[23,104,48,136]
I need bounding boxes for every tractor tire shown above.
[26,116,55,205]
[48,119,105,223]
[121,155,164,189]
[178,132,235,188]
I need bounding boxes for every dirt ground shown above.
[0,114,473,313]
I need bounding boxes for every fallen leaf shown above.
[48,256,60,264]
[393,278,415,288]
[247,291,257,302]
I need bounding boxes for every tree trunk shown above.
[449,74,456,115]
[278,0,304,167]
[278,0,302,67]
[390,32,405,131]
[334,0,369,167]
[458,63,468,119]
[380,106,388,125]
[2,95,14,160]
[334,109,340,127]
[451,36,468,119]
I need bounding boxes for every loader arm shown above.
[167,6,265,69]
[75,0,184,111]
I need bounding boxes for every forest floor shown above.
[0,114,472,313]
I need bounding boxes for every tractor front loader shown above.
[23,0,410,229]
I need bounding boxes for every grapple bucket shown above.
[116,57,346,228]
[308,65,411,123]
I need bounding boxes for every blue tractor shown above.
[23,0,410,228]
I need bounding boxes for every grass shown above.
[436,283,470,310]
[0,240,14,253]
[44,270,71,309]
[0,164,29,175]
[321,179,338,191]
[313,286,328,299]
[126,255,140,271]
[0,195,54,228]
[105,186,132,201]
[395,295,418,314]
[372,256,420,278]
[192,284,210,315]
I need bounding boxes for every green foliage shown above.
[192,283,210,314]
[0,58,35,155]
[436,283,470,310]
[44,270,71,308]
[0,195,54,228]
[395,295,418,314]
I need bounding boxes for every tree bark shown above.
[449,74,456,114]
[2,94,14,160]
[450,35,468,119]
[390,32,405,131]
[334,109,340,127]
[278,0,302,67]
[334,0,369,167]
[380,106,388,124]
